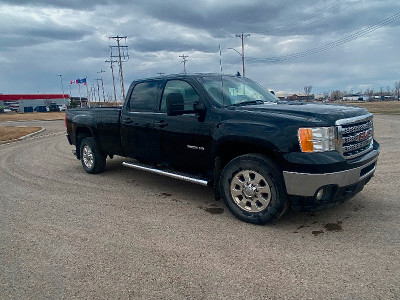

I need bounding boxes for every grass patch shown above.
[340,101,400,114]
[0,126,42,141]
[0,112,65,122]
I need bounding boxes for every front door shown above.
[154,79,211,173]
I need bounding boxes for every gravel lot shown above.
[0,116,399,299]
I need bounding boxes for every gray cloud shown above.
[0,0,399,96]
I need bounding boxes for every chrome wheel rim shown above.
[230,170,271,212]
[82,145,94,169]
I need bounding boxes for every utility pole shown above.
[96,79,101,102]
[57,74,65,98]
[235,33,250,77]
[85,77,90,107]
[179,54,189,74]
[97,69,106,102]
[109,35,129,101]
[106,56,118,103]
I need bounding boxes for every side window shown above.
[128,81,159,112]
[160,80,199,113]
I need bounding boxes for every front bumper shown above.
[283,156,378,197]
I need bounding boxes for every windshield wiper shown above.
[228,100,265,107]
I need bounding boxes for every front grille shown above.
[336,114,374,159]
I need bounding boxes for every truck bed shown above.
[66,107,125,157]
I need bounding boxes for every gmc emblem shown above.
[358,129,372,142]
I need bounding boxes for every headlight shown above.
[298,127,335,152]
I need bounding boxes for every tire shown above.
[219,154,288,224]
[80,137,106,174]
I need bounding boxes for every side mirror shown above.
[194,101,206,113]
[166,93,184,116]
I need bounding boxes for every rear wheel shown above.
[220,154,287,224]
[80,137,106,174]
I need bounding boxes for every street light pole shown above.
[57,74,65,98]
[228,47,244,75]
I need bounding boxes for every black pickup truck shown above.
[66,73,379,224]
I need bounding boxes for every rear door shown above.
[120,80,162,162]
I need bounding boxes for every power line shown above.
[219,0,351,53]
[260,0,342,34]
[246,11,400,64]
[261,1,360,35]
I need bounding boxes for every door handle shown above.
[155,120,168,128]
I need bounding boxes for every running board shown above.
[122,161,210,186]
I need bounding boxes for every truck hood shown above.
[230,101,369,125]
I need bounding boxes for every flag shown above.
[76,78,87,85]
[70,80,76,84]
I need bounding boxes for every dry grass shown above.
[0,126,42,141]
[0,112,65,122]
[340,101,400,114]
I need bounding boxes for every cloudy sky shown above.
[0,0,399,99]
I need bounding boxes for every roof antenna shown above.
[236,71,241,77]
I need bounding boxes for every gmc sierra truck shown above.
[66,73,379,224]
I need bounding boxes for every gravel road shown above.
[0,116,399,299]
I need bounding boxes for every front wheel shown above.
[219,154,288,224]
[80,137,106,174]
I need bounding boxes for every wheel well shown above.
[75,127,92,159]
[216,141,278,171]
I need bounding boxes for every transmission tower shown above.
[109,35,129,101]
[179,54,189,74]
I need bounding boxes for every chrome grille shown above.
[336,114,374,159]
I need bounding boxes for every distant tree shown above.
[331,90,342,101]
[365,89,374,100]
[70,99,78,108]
[304,85,312,95]
[394,80,400,101]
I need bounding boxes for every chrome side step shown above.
[122,161,210,186]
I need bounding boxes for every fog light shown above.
[316,189,324,201]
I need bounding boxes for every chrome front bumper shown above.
[283,157,378,197]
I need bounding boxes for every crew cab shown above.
[66,73,379,224]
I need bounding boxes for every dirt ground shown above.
[0,116,398,299]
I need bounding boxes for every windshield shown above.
[200,75,279,107]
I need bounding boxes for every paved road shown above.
[0,117,399,299]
